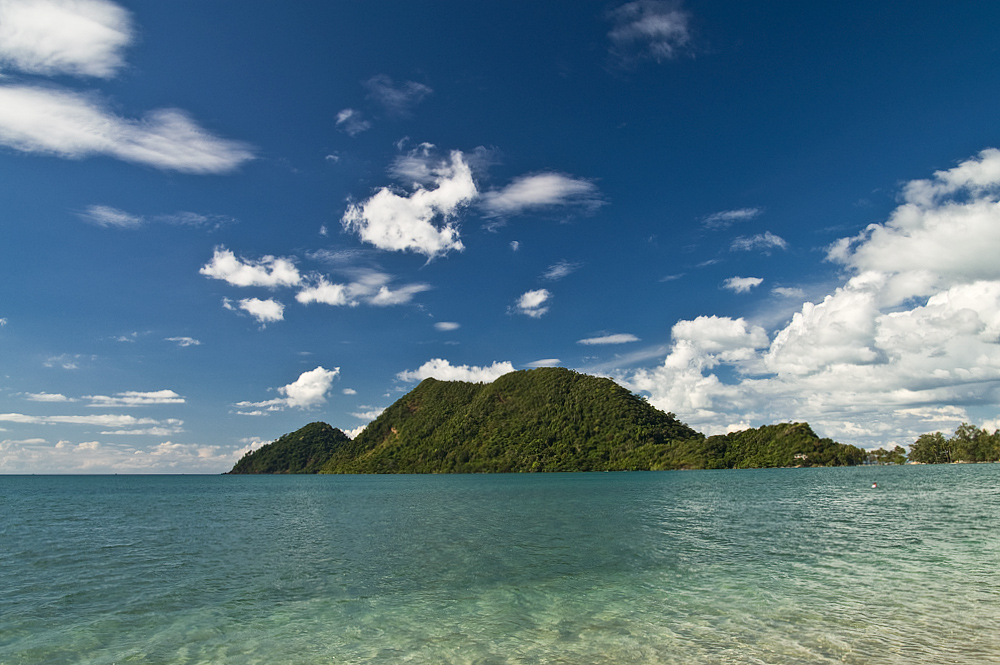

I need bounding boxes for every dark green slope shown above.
[228,422,350,474]
[698,422,865,469]
[319,367,703,473]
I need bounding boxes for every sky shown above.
[2,0,1000,472]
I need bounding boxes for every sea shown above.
[2,464,998,665]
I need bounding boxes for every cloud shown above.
[336,108,371,136]
[542,260,582,281]
[397,358,515,383]
[702,207,762,229]
[237,366,339,412]
[772,286,805,299]
[26,392,74,402]
[296,270,430,307]
[730,231,787,252]
[280,366,339,409]
[230,297,284,324]
[0,0,132,78]
[0,412,181,430]
[166,336,201,347]
[526,359,561,368]
[83,390,184,407]
[510,241,520,252]
[722,276,764,293]
[0,85,254,173]
[578,333,640,345]
[0,436,244,473]
[342,150,475,259]
[434,321,460,331]
[480,173,603,217]
[512,289,551,318]
[200,247,302,288]
[607,0,692,63]
[80,204,143,228]
[342,388,357,395]
[621,148,1000,447]
[364,75,432,116]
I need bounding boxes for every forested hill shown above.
[228,422,350,474]
[227,368,865,474]
[319,367,702,473]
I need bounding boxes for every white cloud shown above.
[342,150,475,259]
[542,260,582,281]
[526,359,561,368]
[772,286,805,299]
[607,0,692,63]
[397,358,516,383]
[166,336,201,347]
[621,148,1000,447]
[512,289,551,318]
[296,270,430,308]
[434,321,460,331]
[351,408,386,421]
[280,366,339,409]
[295,277,349,306]
[0,412,181,430]
[0,85,254,173]
[84,390,184,407]
[702,207,762,229]
[722,276,764,293]
[336,108,370,136]
[578,333,640,345]
[364,75,432,116]
[481,173,602,217]
[0,0,132,78]
[342,388,357,395]
[0,436,243,473]
[234,298,284,324]
[510,240,520,252]
[731,232,787,252]
[80,204,142,228]
[200,247,301,288]
[26,392,73,402]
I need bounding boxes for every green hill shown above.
[229,368,865,474]
[227,422,350,474]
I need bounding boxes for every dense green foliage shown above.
[228,422,350,474]
[309,368,862,473]
[320,368,703,473]
[864,446,907,465]
[909,423,1000,464]
[693,422,865,469]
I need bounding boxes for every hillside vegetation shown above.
[228,368,865,474]
[228,422,350,474]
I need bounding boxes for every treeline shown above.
[908,423,1000,464]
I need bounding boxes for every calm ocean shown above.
[2,465,997,664]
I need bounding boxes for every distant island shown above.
[229,367,868,474]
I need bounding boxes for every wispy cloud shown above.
[84,390,184,407]
[731,232,787,253]
[511,289,551,318]
[165,336,201,347]
[364,75,432,116]
[0,0,133,78]
[578,333,640,345]
[335,108,371,136]
[26,392,74,402]
[80,204,143,228]
[607,0,692,64]
[702,207,762,229]
[481,173,603,218]
[434,321,460,332]
[542,260,582,281]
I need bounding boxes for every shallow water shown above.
[2,465,998,664]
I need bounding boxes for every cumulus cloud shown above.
[336,108,370,136]
[607,0,692,63]
[200,247,301,288]
[231,297,284,325]
[0,86,254,173]
[0,0,132,78]
[296,270,430,307]
[236,366,339,412]
[730,232,787,253]
[364,75,432,116]
[481,173,603,217]
[722,276,764,293]
[342,150,475,259]
[578,333,640,345]
[512,289,551,318]
[702,207,762,229]
[622,148,1000,447]
[397,358,515,383]
[84,390,184,407]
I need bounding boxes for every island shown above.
[229,368,866,474]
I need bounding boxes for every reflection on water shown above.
[1,465,998,664]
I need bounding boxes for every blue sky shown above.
[3,0,1000,472]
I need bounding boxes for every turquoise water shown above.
[1,465,998,664]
